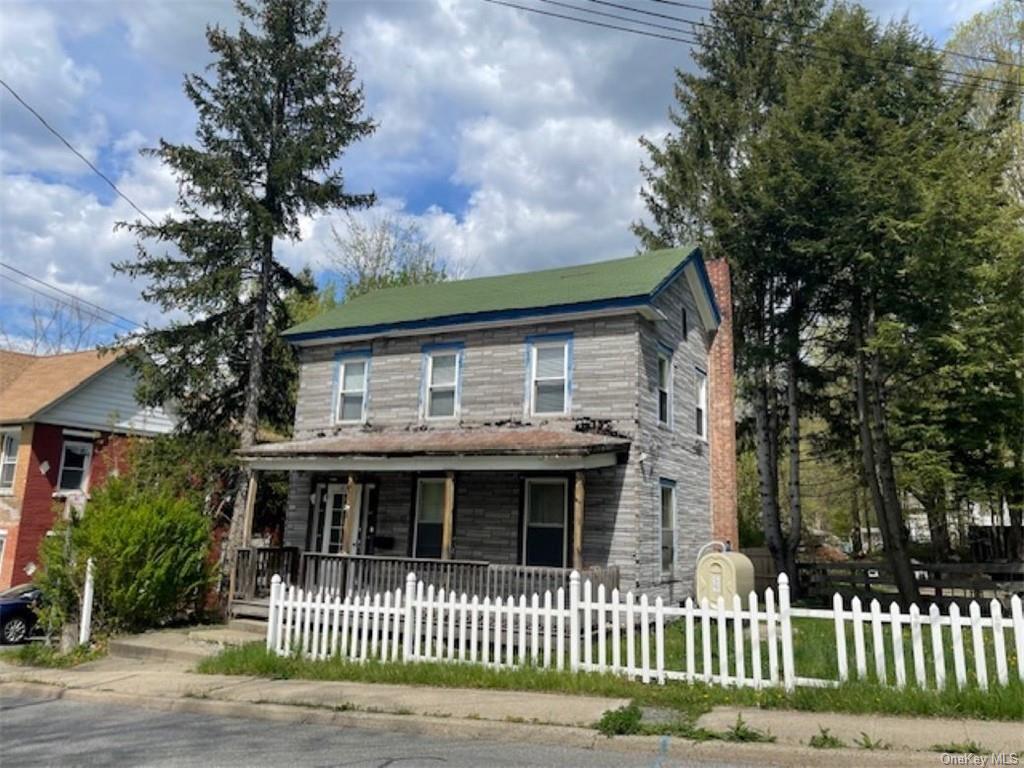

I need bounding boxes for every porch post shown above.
[341,473,358,554]
[441,471,455,561]
[242,471,259,547]
[573,470,585,571]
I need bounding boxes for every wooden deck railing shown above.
[233,546,301,600]
[298,552,620,600]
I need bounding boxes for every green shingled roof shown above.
[284,246,698,339]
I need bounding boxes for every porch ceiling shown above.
[238,427,630,472]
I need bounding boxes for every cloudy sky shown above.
[0,0,997,347]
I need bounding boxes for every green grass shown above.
[931,740,986,754]
[0,643,104,668]
[198,642,1024,722]
[808,726,845,749]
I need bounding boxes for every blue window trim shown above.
[524,333,573,417]
[331,348,372,425]
[420,342,465,420]
[656,342,674,430]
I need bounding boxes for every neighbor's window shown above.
[660,481,676,574]
[530,339,569,415]
[413,478,446,559]
[695,368,708,440]
[335,357,369,423]
[58,441,93,492]
[0,430,19,492]
[426,350,460,419]
[657,351,672,426]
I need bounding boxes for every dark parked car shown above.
[0,584,41,644]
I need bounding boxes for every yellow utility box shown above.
[696,552,755,605]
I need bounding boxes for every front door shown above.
[320,483,370,555]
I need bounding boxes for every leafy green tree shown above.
[115,0,375,577]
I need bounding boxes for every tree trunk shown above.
[1007,469,1023,561]
[754,367,790,583]
[854,296,919,604]
[784,297,802,593]
[924,490,951,562]
[850,470,863,557]
[224,236,274,598]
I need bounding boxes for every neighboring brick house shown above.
[235,246,736,607]
[0,349,176,589]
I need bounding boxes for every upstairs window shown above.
[695,368,708,440]
[424,348,461,419]
[0,430,19,492]
[681,308,689,342]
[657,351,672,426]
[530,337,570,415]
[335,356,369,424]
[660,480,676,574]
[58,441,92,492]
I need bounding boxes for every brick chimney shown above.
[705,258,738,547]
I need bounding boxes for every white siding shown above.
[37,361,176,435]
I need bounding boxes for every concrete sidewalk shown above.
[2,636,1021,767]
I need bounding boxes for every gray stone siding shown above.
[293,315,639,438]
[633,273,714,601]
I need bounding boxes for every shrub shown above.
[596,703,644,736]
[36,477,213,634]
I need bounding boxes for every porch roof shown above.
[239,427,630,472]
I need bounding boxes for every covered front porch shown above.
[231,428,631,610]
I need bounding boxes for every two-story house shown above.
[234,246,736,609]
[0,349,177,592]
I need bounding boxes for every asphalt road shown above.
[1,694,745,768]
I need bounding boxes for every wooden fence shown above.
[799,560,1024,611]
[266,571,1024,692]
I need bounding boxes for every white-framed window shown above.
[522,477,568,567]
[660,480,676,575]
[657,351,672,426]
[413,478,446,559]
[424,349,461,419]
[335,356,369,424]
[0,429,19,493]
[695,368,708,440]
[529,338,570,415]
[58,441,93,492]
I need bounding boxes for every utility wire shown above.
[0,262,142,329]
[0,273,138,332]
[581,0,1022,93]
[486,0,1020,95]
[0,78,158,227]
[481,0,699,44]
[641,0,1014,69]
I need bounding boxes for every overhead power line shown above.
[0,273,138,332]
[485,0,1021,95]
[0,262,142,329]
[610,0,1019,92]
[0,78,157,227]
[641,0,1014,69]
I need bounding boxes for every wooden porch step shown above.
[227,618,268,636]
[229,599,269,620]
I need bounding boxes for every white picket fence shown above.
[265,571,1024,692]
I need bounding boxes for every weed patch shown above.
[808,727,845,749]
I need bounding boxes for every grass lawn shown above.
[198,642,1024,723]
[0,642,105,668]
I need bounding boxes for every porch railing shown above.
[233,546,301,601]
[298,552,620,601]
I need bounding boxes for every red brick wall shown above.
[1,425,129,588]
[705,259,739,547]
